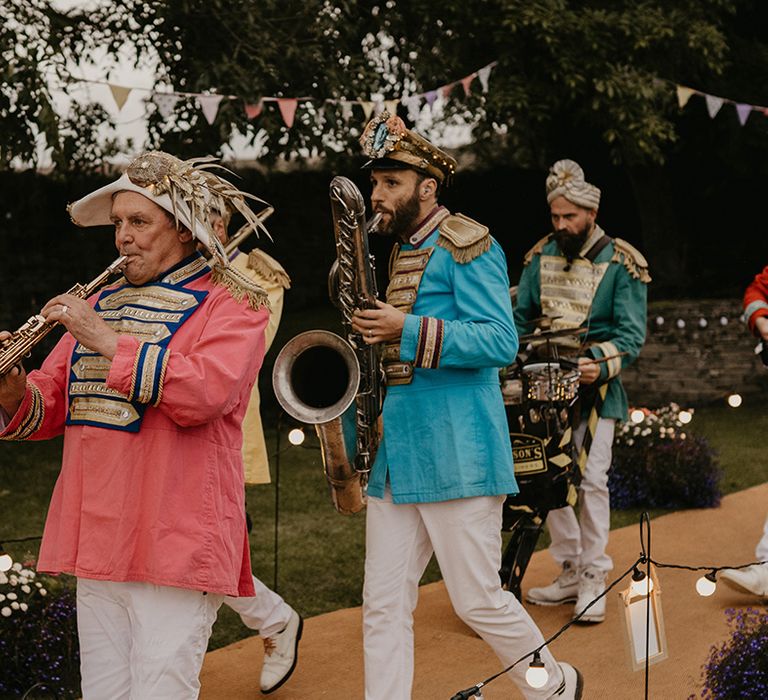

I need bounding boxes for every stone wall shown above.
[621,299,768,407]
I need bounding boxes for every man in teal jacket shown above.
[517,159,648,624]
[351,115,582,700]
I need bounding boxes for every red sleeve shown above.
[743,265,768,335]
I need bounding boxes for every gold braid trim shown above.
[611,238,651,284]
[211,263,270,311]
[247,249,291,289]
[523,234,552,266]
[436,213,491,264]
[1,383,45,441]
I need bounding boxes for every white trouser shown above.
[363,490,562,700]
[547,417,616,574]
[756,514,768,562]
[76,578,223,700]
[223,574,292,638]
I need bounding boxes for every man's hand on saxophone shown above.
[352,300,405,345]
[41,293,120,360]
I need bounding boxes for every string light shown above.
[288,427,306,446]
[0,546,11,573]
[630,409,645,424]
[696,571,717,597]
[525,651,549,689]
[678,410,692,424]
[631,566,654,596]
[726,393,742,408]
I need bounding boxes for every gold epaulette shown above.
[611,238,651,284]
[211,263,270,311]
[523,234,552,267]
[247,248,292,289]
[437,213,491,264]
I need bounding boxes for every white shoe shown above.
[260,609,303,694]
[525,561,579,606]
[573,567,606,623]
[550,662,583,699]
[720,563,768,597]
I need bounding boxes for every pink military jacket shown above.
[1,255,267,597]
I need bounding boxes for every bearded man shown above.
[516,159,649,624]
[350,115,583,700]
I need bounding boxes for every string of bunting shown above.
[66,60,498,129]
[676,83,768,126]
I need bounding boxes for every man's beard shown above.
[376,188,422,241]
[553,223,591,263]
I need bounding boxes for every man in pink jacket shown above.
[0,151,301,698]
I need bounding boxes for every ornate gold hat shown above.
[360,112,457,185]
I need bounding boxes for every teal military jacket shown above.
[368,213,519,504]
[514,226,649,421]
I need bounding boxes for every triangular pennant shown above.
[197,94,223,125]
[109,84,132,111]
[153,93,181,119]
[373,99,385,116]
[676,86,695,109]
[384,99,399,115]
[735,103,752,126]
[425,90,438,107]
[461,74,475,96]
[245,100,263,120]
[441,83,456,98]
[705,94,724,119]
[361,101,375,120]
[277,98,298,128]
[340,101,354,122]
[478,64,493,93]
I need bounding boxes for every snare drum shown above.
[522,362,579,403]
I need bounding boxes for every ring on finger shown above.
[61,304,69,315]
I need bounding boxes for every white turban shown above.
[545,159,601,211]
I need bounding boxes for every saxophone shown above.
[272,176,383,514]
[0,256,128,376]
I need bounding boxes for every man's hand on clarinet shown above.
[578,356,600,385]
[352,300,405,345]
[42,294,120,360]
[0,331,27,417]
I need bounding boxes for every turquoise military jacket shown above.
[368,227,519,504]
[514,232,648,421]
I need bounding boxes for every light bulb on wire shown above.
[0,547,12,573]
[727,393,742,408]
[630,409,645,424]
[631,567,654,596]
[288,428,306,446]
[696,571,717,597]
[678,410,692,425]
[525,651,549,689]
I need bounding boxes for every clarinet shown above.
[0,256,127,376]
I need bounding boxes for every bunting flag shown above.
[340,101,354,122]
[478,65,492,93]
[244,100,263,120]
[197,94,223,125]
[735,103,752,126]
[705,94,724,119]
[153,92,181,119]
[361,101,375,120]
[384,99,399,116]
[109,84,132,111]
[676,86,695,109]
[461,74,475,96]
[276,98,298,128]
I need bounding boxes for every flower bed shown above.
[609,403,722,509]
[693,608,768,699]
[0,561,80,698]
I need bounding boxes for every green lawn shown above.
[0,376,765,652]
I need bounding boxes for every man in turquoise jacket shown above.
[516,159,648,624]
[351,114,582,700]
